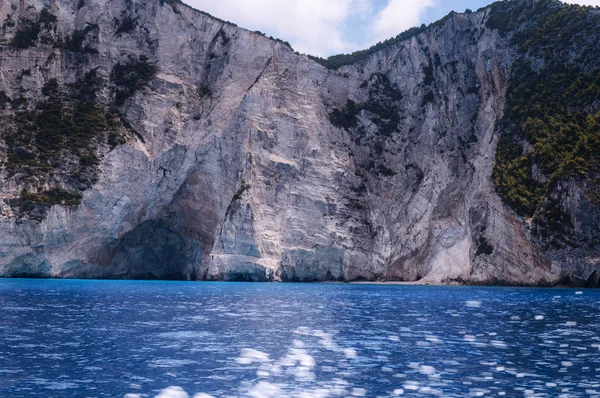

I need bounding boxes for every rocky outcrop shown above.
[0,0,598,285]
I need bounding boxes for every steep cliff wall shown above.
[0,0,598,285]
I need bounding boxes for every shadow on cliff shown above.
[100,220,197,280]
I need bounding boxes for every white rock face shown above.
[0,0,597,285]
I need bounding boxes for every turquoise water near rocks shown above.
[0,280,599,397]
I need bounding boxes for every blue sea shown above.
[0,280,599,397]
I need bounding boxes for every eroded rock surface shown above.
[0,0,598,285]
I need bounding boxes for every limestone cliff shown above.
[0,0,598,285]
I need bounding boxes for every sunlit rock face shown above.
[0,0,598,285]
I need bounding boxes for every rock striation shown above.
[0,0,598,285]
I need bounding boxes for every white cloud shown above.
[370,0,436,44]
[563,0,600,5]
[185,0,363,56]
[350,0,376,18]
[184,0,436,56]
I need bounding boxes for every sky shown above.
[184,0,600,57]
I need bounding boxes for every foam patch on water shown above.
[156,331,212,340]
[155,386,189,398]
[153,386,216,398]
[235,348,271,365]
[45,381,78,390]
[247,381,284,397]
[418,365,436,376]
[343,348,358,359]
[147,359,197,368]
[230,327,368,396]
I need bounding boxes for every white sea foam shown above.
[418,365,436,376]
[156,331,212,340]
[247,381,284,398]
[466,301,482,308]
[314,330,338,350]
[44,381,78,390]
[235,348,271,365]
[403,381,420,391]
[343,348,358,359]
[155,386,189,398]
[147,359,196,368]
[230,328,370,397]
[491,340,508,348]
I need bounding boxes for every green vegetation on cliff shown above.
[329,73,403,139]
[487,0,600,70]
[490,0,600,246]
[64,24,99,53]
[8,8,57,49]
[7,8,99,53]
[10,19,41,48]
[1,71,127,218]
[329,73,405,177]
[111,56,157,106]
[493,65,600,216]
